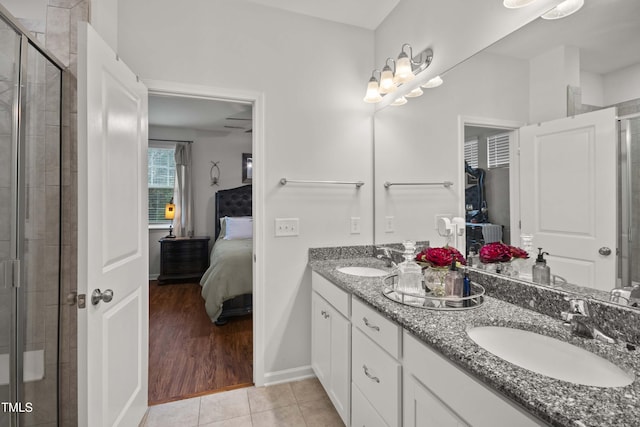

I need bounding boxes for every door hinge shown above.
[1,259,20,289]
[77,294,87,309]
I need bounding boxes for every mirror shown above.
[373,0,640,308]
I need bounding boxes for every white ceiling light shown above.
[503,0,538,8]
[379,59,397,94]
[394,44,416,84]
[541,0,584,19]
[421,75,443,89]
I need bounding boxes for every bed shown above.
[200,184,253,325]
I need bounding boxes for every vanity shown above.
[308,247,640,427]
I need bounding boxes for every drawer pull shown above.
[362,364,380,383]
[362,317,380,331]
[320,310,330,319]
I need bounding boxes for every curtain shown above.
[173,142,194,237]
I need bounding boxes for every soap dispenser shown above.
[444,258,464,307]
[396,240,423,295]
[532,248,550,285]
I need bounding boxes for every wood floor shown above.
[148,280,253,405]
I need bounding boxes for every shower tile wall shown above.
[630,115,640,282]
[44,1,89,425]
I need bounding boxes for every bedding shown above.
[200,237,253,322]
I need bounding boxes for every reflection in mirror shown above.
[373,0,640,309]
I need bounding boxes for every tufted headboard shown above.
[215,184,252,239]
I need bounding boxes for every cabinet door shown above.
[329,307,351,425]
[312,292,331,388]
[404,374,467,427]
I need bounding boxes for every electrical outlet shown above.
[350,217,361,234]
[385,216,394,233]
[275,218,299,236]
[434,214,452,230]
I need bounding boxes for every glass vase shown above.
[424,267,448,296]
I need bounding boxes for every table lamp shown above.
[165,198,176,238]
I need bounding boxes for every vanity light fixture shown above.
[503,0,538,8]
[363,70,383,103]
[421,75,443,88]
[391,96,408,106]
[363,45,434,103]
[541,0,584,19]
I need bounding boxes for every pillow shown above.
[223,216,253,240]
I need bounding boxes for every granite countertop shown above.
[309,256,640,427]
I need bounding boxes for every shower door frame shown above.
[619,112,640,288]
[0,5,65,427]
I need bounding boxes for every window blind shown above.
[464,138,479,169]
[487,133,510,169]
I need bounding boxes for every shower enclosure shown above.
[0,9,62,427]
[620,113,640,288]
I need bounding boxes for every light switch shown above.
[385,216,394,233]
[351,217,361,234]
[275,218,299,236]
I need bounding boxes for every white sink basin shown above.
[336,266,388,277]
[467,326,634,388]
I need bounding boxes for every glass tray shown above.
[382,274,485,311]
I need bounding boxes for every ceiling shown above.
[242,0,401,30]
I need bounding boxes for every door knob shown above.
[91,288,114,305]
[599,247,612,256]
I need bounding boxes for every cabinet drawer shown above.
[352,328,401,427]
[312,271,350,317]
[352,382,388,427]
[352,297,401,359]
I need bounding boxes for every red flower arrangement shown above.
[416,246,466,268]
[479,242,529,263]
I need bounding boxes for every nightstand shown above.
[157,236,210,284]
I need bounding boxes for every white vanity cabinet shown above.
[351,298,402,427]
[311,272,351,425]
[403,331,546,427]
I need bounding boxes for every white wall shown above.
[581,70,605,107]
[604,63,640,106]
[374,52,529,247]
[147,125,252,279]
[119,0,374,381]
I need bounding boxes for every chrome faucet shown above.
[561,298,617,344]
[375,246,404,268]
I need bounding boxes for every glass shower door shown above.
[0,18,22,427]
[620,115,640,287]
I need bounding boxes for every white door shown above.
[77,23,149,426]
[519,108,617,290]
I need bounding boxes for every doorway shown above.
[146,90,259,404]
[460,116,523,254]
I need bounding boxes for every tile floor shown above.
[141,378,344,427]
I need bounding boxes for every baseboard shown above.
[149,274,159,281]
[262,365,315,386]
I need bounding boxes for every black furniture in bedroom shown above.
[158,236,210,285]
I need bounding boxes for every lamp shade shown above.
[363,77,383,103]
[391,96,407,106]
[405,87,423,98]
[421,75,443,89]
[503,0,537,8]
[394,52,415,84]
[541,0,583,19]
[165,202,175,220]
[379,65,397,94]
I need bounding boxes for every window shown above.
[464,138,479,169]
[148,145,175,224]
[487,133,510,169]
